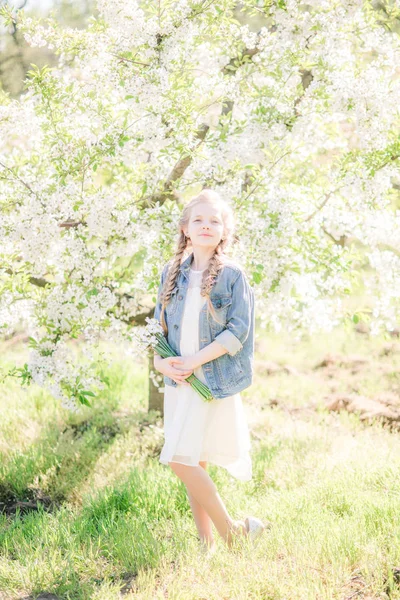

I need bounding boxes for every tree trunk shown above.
[148,350,164,416]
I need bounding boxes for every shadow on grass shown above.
[0,465,189,600]
[0,406,163,518]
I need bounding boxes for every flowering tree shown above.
[1,0,400,411]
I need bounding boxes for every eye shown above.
[194,219,201,222]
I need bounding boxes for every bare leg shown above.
[185,461,214,548]
[169,461,246,547]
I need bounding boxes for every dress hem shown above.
[159,452,252,482]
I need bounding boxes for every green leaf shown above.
[86,288,99,297]
[100,375,110,387]
[78,394,92,407]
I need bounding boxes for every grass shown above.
[0,327,400,599]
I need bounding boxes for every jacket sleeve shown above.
[153,263,169,324]
[213,269,254,356]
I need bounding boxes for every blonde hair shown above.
[159,188,236,336]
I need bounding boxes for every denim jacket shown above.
[153,252,255,399]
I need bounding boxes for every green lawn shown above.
[0,327,400,599]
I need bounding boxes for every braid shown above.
[160,231,189,335]
[202,240,229,326]
[159,187,235,334]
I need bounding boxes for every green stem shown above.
[152,337,214,402]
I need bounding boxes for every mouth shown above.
[199,234,213,237]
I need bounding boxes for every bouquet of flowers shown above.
[139,317,215,402]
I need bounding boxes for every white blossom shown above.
[2,0,400,407]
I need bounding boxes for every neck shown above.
[190,247,216,271]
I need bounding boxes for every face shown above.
[185,203,225,248]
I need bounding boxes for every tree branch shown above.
[147,43,262,206]
[322,227,347,246]
[0,161,35,195]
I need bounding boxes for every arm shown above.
[212,269,254,357]
[173,270,254,372]
[169,340,228,372]
[192,340,229,368]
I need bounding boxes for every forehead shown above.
[190,203,223,218]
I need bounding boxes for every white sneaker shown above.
[244,516,269,543]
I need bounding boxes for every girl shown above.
[153,188,267,553]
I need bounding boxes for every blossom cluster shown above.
[1,0,400,407]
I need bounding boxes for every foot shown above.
[199,539,216,557]
[244,516,270,542]
[228,517,270,548]
[232,519,247,537]
[225,519,247,548]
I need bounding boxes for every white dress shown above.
[159,267,252,481]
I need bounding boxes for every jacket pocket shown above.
[209,295,232,329]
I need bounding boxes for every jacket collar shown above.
[179,253,194,280]
[179,252,232,280]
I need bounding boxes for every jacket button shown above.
[174,324,178,329]
[178,295,183,300]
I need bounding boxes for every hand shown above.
[157,356,194,386]
[172,355,200,372]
